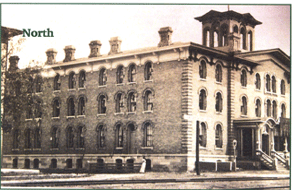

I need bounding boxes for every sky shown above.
[2,4,291,68]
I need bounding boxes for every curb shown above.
[1,176,290,187]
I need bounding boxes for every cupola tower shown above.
[195,10,262,52]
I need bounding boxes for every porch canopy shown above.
[280,117,290,137]
[233,117,290,137]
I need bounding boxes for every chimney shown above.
[8,56,19,71]
[63,45,76,62]
[158,27,173,47]
[45,48,57,65]
[228,32,240,52]
[89,40,102,58]
[108,37,122,55]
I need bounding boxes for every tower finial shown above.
[228,5,230,11]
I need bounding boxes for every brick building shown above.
[2,10,290,172]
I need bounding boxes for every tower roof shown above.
[195,10,262,26]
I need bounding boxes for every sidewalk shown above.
[1,169,290,186]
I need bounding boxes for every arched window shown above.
[272,101,277,119]
[78,70,86,88]
[27,76,34,93]
[144,122,153,147]
[66,159,72,168]
[272,76,276,93]
[255,99,261,117]
[50,159,57,168]
[240,27,246,50]
[199,60,207,79]
[26,97,33,119]
[144,62,153,81]
[69,72,76,89]
[97,124,105,148]
[76,159,82,169]
[128,64,136,83]
[53,74,61,91]
[203,28,210,47]
[78,96,86,115]
[215,92,223,112]
[51,127,59,149]
[24,128,32,149]
[281,104,286,118]
[199,122,207,147]
[241,96,247,115]
[220,24,228,46]
[13,158,18,168]
[213,30,219,47]
[116,159,123,170]
[15,80,21,96]
[52,98,60,117]
[35,99,42,118]
[35,75,43,93]
[127,91,137,112]
[67,97,75,116]
[248,31,253,51]
[199,89,207,110]
[233,25,238,33]
[115,92,124,113]
[266,74,271,92]
[97,159,104,171]
[255,73,261,90]
[66,126,74,148]
[281,80,285,95]
[215,64,222,82]
[241,69,247,87]
[116,66,124,84]
[215,124,222,148]
[34,128,41,148]
[116,123,124,147]
[77,126,85,148]
[33,159,39,169]
[266,100,271,117]
[143,90,153,111]
[99,68,107,86]
[13,129,20,149]
[24,159,30,169]
[98,94,107,114]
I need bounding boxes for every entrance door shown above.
[127,124,136,154]
[262,134,269,155]
[242,128,253,158]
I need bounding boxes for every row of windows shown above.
[198,88,287,118]
[241,96,287,119]
[203,24,253,51]
[54,62,153,91]
[243,71,286,95]
[199,90,223,112]
[26,89,287,120]
[13,158,153,171]
[12,121,153,150]
[25,89,154,119]
[198,122,223,148]
[24,62,287,99]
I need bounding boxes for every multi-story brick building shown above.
[2,9,290,172]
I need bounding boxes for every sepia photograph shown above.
[1,3,291,189]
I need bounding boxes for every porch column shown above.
[271,131,275,152]
[284,137,288,153]
[255,127,261,151]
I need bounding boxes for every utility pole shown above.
[195,120,200,175]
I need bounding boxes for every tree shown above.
[2,57,44,133]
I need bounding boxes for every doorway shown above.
[262,134,270,155]
[241,128,253,158]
